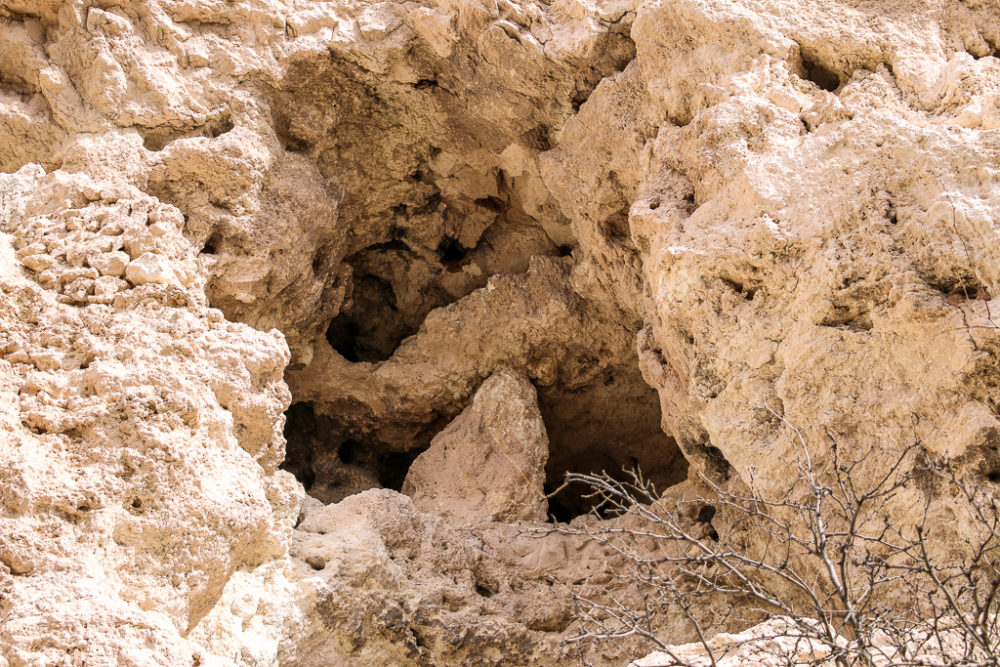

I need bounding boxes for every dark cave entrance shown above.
[271,40,690,523]
[538,364,689,521]
[281,359,690,523]
[324,270,408,363]
[282,402,429,505]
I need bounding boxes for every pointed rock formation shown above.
[402,369,549,524]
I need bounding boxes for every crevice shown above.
[927,274,991,303]
[800,52,841,92]
[474,195,506,214]
[140,114,235,152]
[720,277,758,302]
[968,37,1000,61]
[817,302,873,332]
[684,440,733,484]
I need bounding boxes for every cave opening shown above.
[324,270,406,363]
[538,363,689,521]
[800,53,841,92]
[282,402,431,504]
[282,359,689,524]
[270,40,689,525]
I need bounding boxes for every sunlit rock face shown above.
[3,0,1000,664]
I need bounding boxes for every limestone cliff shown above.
[2,0,1000,664]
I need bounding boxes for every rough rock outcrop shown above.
[4,0,1000,664]
[402,369,549,524]
[0,166,297,666]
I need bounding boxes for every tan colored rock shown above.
[19,252,53,272]
[283,489,580,666]
[630,617,835,667]
[89,250,129,277]
[0,167,294,667]
[403,369,549,524]
[124,252,175,286]
[5,0,1000,664]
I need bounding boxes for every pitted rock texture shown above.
[0,166,296,666]
[4,0,1000,665]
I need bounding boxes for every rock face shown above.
[4,0,1000,664]
[402,369,549,524]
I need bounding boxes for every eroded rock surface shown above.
[402,369,549,524]
[4,0,1000,664]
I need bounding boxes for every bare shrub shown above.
[553,409,1000,666]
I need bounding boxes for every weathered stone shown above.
[403,369,549,524]
[124,252,175,286]
[89,250,129,277]
[3,0,1000,664]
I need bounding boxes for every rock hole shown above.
[142,132,169,152]
[282,403,319,490]
[125,496,145,515]
[817,307,873,332]
[201,232,221,255]
[206,115,235,139]
[683,192,696,214]
[377,450,425,492]
[412,79,438,90]
[325,273,403,363]
[927,274,991,303]
[408,167,435,184]
[801,54,841,92]
[557,244,574,257]
[720,277,757,301]
[648,197,660,211]
[520,125,552,152]
[281,402,431,504]
[436,236,469,268]
[599,211,630,243]
[474,195,506,214]
[695,505,716,524]
[541,363,689,520]
[694,505,719,540]
[140,115,235,152]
